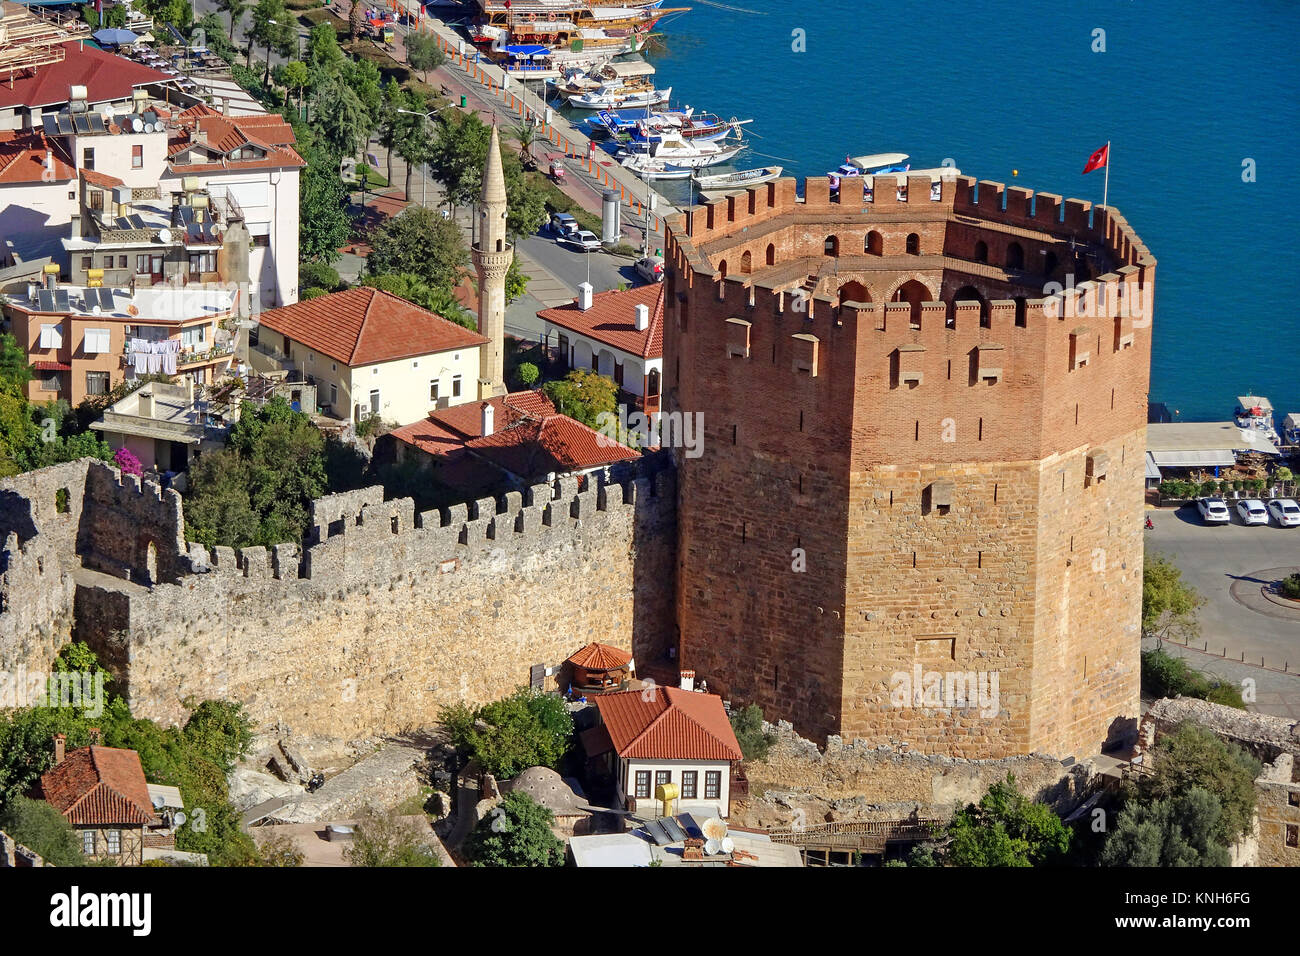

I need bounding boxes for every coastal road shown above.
[1146,504,1300,715]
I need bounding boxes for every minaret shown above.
[472,122,512,397]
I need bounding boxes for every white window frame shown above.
[105,829,121,854]
[81,830,95,854]
[39,324,63,349]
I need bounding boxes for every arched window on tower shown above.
[1006,242,1024,270]
[866,231,883,255]
[718,259,728,281]
[741,251,752,274]
[824,235,839,256]
[906,233,920,255]
[765,243,775,266]
[973,240,988,263]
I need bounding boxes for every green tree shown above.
[1141,722,1259,846]
[0,797,81,866]
[366,205,468,289]
[280,60,309,117]
[249,0,293,85]
[216,0,248,40]
[359,273,475,330]
[944,774,1071,867]
[348,0,363,40]
[405,29,445,79]
[427,111,490,212]
[441,688,573,780]
[516,362,539,388]
[504,256,529,305]
[299,151,351,264]
[306,20,344,75]
[184,396,326,547]
[1099,787,1231,867]
[729,704,775,762]
[377,78,408,187]
[299,261,341,293]
[181,700,253,775]
[0,332,31,392]
[465,791,565,867]
[395,107,435,202]
[343,805,440,866]
[1142,553,1204,640]
[542,368,618,428]
[311,75,371,159]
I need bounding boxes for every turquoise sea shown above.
[629,0,1300,424]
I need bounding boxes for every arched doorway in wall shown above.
[597,348,616,378]
[839,280,870,304]
[824,235,839,256]
[905,233,920,255]
[765,243,776,266]
[891,279,932,330]
[741,251,752,274]
[1006,241,1025,270]
[952,284,989,328]
[973,240,988,263]
[718,259,728,281]
[866,231,883,255]
[574,340,593,371]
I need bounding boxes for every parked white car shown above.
[1236,499,1270,525]
[1196,498,1231,524]
[561,230,602,252]
[635,255,664,283]
[1266,498,1300,527]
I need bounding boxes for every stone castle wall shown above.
[1,458,677,743]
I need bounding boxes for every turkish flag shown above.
[1082,144,1109,175]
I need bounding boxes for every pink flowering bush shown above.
[113,447,143,477]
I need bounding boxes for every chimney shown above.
[186,376,194,405]
[44,150,54,175]
[634,303,649,331]
[138,388,153,419]
[480,400,495,437]
[679,670,695,692]
[69,214,81,240]
[53,733,66,765]
[577,282,593,311]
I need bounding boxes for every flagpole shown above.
[1103,141,1110,209]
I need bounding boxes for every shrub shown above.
[729,704,775,762]
[0,796,81,866]
[343,805,440,867]
[440,688,573,780]
[465,791,565,867]
[516,362,539,388]
[1141,648,1244,709]
[1280,573,1300,601]
[299,261,341,292]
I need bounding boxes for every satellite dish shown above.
[173,811,187,827]
[701,817,727,841]
[91,305,102,316]
[151,794,166,809]
[158,228,172,243]
[703,838,721,856]
[720,837,735,854]
[132,118,143,132]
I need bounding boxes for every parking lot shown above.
[1146,502,1300,714]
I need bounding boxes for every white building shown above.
[538,281,664,415]
[587,686,743,819]
[250,286,489,426]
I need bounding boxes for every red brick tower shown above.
[663,174,1155,759]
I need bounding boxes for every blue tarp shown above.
[503,44,550,58]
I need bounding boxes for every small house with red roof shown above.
[587,687,744,819]
[386,389,641,501]
[251,287,490,426]
[37,734,161,865]
[537,282,664,414]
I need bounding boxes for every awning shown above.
[32,361,71,371]
[608,60,656,78]
[1148,450,1237,469]
[504,45,551,58]
[1144,452,1161,480]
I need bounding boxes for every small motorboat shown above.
[567,83,672,110]
[828,151,910,192]
[619,132,744,169]
[620,155,696,180]
[1235,395,1281,445]
[1282,412,1300,447]
[694,165,784,190]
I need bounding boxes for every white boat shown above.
[1283,412,1300,447]
[567,83,672,109]
[1235,395,1281,445]
[619,131,743,169]
[694,165,783,190]
[620,155,695,180]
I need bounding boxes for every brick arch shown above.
[136,532,159,586]
[883,274,940,303]
[837,280,872,304]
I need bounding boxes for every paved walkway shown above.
[1142,635,1300,721]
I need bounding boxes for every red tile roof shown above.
[39,746,160,827]
[388,390,558,457]
[567,641,632,670]
[0,131,75,184]
[595,687,743,762]
[0,41,170,110]
[256,287,488,368]
[167,112,305,171]
[536,283,664,359]
[80,167,124,189]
